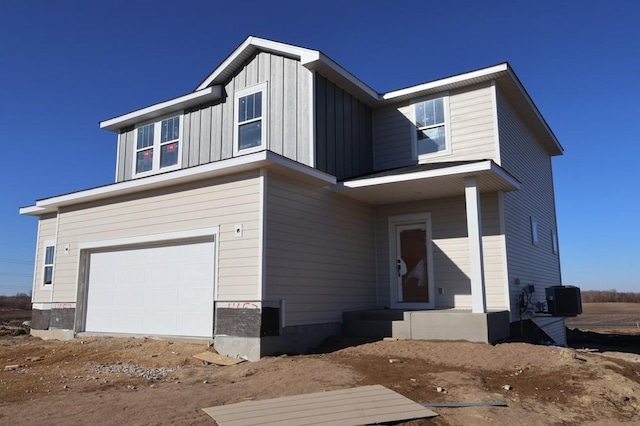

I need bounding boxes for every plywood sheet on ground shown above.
[193,351,244,366]
[202,384,437,426]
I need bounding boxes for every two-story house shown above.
[21,37,564,361]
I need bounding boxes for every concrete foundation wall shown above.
[31,307,75,330]
[393,310,510,343]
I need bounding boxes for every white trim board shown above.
[78,227,219,250]
[20,151,336,216]
[100,86,222,132]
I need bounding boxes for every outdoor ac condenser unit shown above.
[545,285,582,317]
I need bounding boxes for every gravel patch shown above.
[91,363,178,380]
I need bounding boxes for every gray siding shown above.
[373,83,497,171]
[497,89,562,321]
[115,52,313,182]
[265,172,376,326]
[375,193,507,310]
[315,75,373,180]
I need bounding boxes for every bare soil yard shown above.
[1,304,640,425]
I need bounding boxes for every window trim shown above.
[42,241,55,287]
[530,216,539,246]
[132,114,184,178]
[233,82,268,156]
[411,94,452,162]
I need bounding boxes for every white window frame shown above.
[551,230,558,255]
[411,94,452,162]
[234,82,268,156]
[530,216,539,246]
[132,114,184,177]
[42,240,55,287]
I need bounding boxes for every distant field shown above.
[0,309,31,321]
[566,302,640,329]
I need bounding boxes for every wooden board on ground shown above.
[202,384,437,426]
[193,351,244,366]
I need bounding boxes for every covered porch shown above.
[334,160,519,343]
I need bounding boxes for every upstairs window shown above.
[43,244,55,286]
[234,83,267,154]
[413,96,450,159]
[134,115,182,176]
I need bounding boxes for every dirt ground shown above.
[1,304,640,425]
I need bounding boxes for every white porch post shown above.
[465,177,487,313]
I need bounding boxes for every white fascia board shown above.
[303,52,380,101]
[195,36,320,91]
[338,160,520,190]
[505,67,563,154]
[382,64,509,101]
[100,86,222,132]
[20,152,335,217]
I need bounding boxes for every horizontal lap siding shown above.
[497,89,561,320]
[265,173,375,326]
[32,214,57,303]
[375,193,506,310]
[373,83,498,171]
[50,172,262,303]
[115,52,312,182]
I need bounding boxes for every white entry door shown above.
[84,240,215,337]
[389,214,434,309]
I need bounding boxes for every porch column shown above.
[465,177,487,313]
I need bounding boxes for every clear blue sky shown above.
[1,0,638,296]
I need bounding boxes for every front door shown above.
[389,214,434,309]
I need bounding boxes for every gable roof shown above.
[101,36,562,155]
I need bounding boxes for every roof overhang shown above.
[332,160,520,205]
[100,85,222,132]
[20,152,335,216]
[195,36,380,106]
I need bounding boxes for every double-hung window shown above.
[43,244,55,286]
[134,115,182,176]
[413,96,450,159]
[234,83,267,154]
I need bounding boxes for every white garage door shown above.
[85,240,215,337]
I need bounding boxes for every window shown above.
[134,115,181,175]
[551,230,558,254]
[413,96,450,158]
[530,217,539,246]
[234,83,267,154]
[43,244,55,285]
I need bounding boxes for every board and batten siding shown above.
[265,172,376,326]
[373,82,498,171]
[31,214,57,304]
[45,171,262,305]
[375,193,507,310]
[497,88,562,320]
[315,75,373,180]
[116,52,313,182]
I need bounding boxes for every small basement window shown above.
[43,244,55,285]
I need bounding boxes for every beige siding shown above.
[48,172,262,303]
[497,89,562,320]
[115,52,313,183]
[375,193,507,310]
[265,172,376,326]
[32,214,57,304]
[373,83,497,171]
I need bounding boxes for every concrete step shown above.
[342,310,408,339]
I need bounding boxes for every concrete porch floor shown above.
[343,309,511,344]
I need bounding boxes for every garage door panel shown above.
[85,240,215,337]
